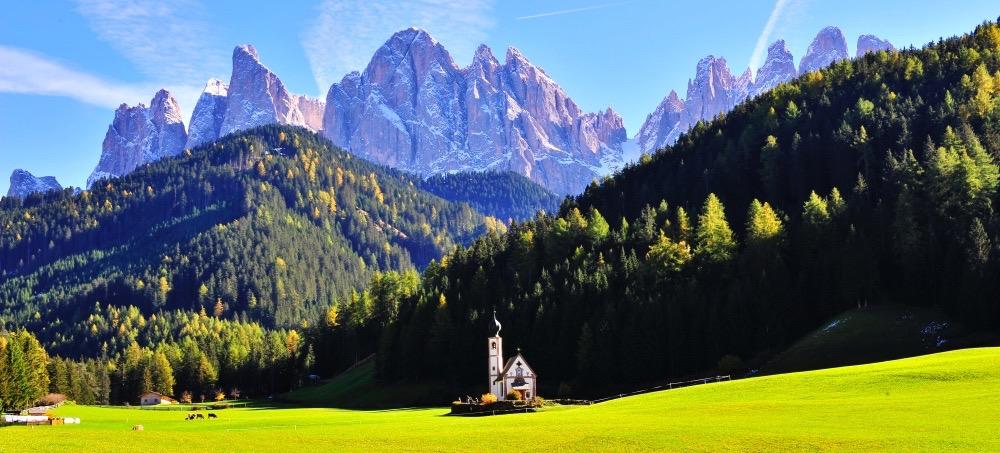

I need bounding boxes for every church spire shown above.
[492,309,502,337]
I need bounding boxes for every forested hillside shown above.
[419,171,563,221]
[314,20,1000,396]
[0,126,492,356]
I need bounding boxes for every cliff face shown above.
[322,29,627,195]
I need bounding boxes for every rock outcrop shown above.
[7,169,62,199]
[88,89,187,187]
[322,29,627,195]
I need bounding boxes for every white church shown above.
[487,312,537,401]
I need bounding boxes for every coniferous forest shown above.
[0,126,509,403]
[4,20,1000,405]
[419,171,563,221]
[353,20,1000,395]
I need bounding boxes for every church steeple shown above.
[487,311,504,398]
[492,309,502,337]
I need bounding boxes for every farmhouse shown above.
[487,312,537,401]
[140,391,178,406]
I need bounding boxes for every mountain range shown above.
[636,26,893,154]
[7,25,893,200]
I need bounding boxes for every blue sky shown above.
[2,0,998,195]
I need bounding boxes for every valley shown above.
[2,5,1000,452]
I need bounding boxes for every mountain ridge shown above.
[636,27,891,154]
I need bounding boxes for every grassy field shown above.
[2,347,998,452]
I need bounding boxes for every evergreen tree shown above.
[694,194,736,264]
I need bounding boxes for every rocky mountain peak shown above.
[219,44,323,137]
[203,78,229,96]
[150,89,185,127]
[234,44,260,63]
[857,34,895,57]
[665,90,682,106]
[799,26,849,74]
[734,67,754,104]
[322,29,627,195]
[684,56,737,122]
[186,79,230,149]
[471,44,500,73]
[753,39,797,97]
[7,169,62,199]
[505,46,531,66]
[89,90,188,187]
[634,90,687,154]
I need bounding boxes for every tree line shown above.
[307,19,1000,397]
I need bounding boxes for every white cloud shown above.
[0,45,205,119]
[517,1,630,20]
[748,0,805,72]
[0,45,156,108]
[75,0,227,84]
[302,0,495,96]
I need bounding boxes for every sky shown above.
[1,0,998,195]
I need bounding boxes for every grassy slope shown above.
[278,360,451,408]
[762,305,967,374]
[3,347,999,451]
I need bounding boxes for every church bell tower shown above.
[488,311,504,397]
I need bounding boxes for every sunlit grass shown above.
[2,348,998,452]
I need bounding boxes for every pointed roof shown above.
[493,352,535,382]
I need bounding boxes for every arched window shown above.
[491,342,496,350]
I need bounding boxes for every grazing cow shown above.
[195,414,205,419]
[208,413,218,419]
[132,424,144,431]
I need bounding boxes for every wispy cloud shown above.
[75,0,226,82]
[302,0,495,96]
[0,45,159,108]
[516,1,630,20]
[748,0,804,71]
[74,0,224,111]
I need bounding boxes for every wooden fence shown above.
[588,375,732,404]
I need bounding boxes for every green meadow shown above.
[2,347,998,452]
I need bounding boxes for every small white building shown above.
[487,313,538,401]
[139,391,178,406]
